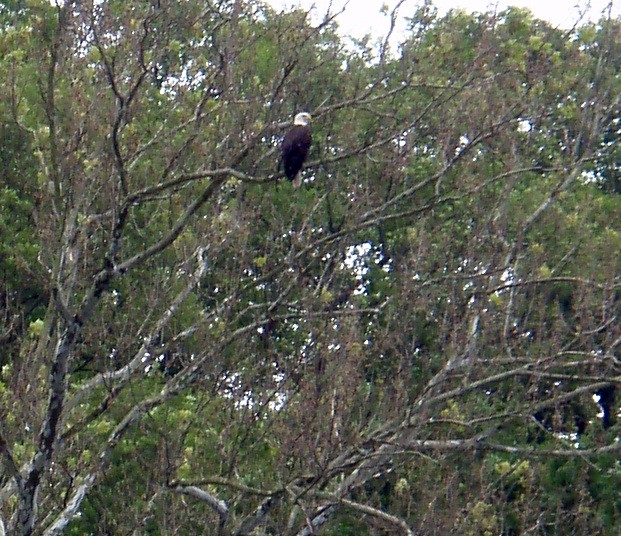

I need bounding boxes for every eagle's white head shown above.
[294,112,312,126]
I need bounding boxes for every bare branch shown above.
[171,484,228,523]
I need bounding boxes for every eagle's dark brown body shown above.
[282,113,312,188]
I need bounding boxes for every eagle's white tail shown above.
[292,173,302,189]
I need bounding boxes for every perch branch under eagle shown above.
[282,112,312,188]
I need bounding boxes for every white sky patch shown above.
[518,119,533,133]
[454,134,470,156]
[344,242,372,274]
[501,267,515,284]
[268,1,621,45]
[581,170,598,184]
[268,391,288,411]
[342,242,392,295]
[271,0,415,47]
[219,369,289,413]
[434,0,619,28]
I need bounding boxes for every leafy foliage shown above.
[0,1,619,535]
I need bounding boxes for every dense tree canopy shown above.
[0,1,620,534]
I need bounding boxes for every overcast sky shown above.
[269,1,620,42]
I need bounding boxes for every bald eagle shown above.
[282,112,312,188]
